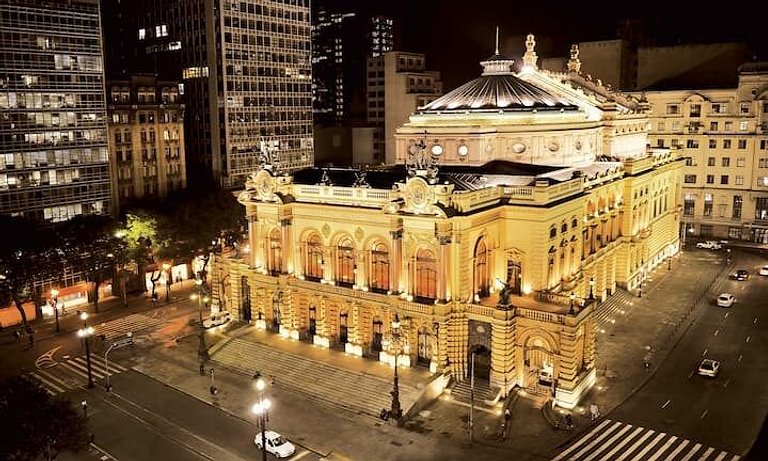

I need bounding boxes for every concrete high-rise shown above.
[0,0,111,222]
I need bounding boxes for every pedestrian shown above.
[504,408,511,423]
[590,403,600,421]
[14,330,21,342]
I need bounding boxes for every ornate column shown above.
[390,229,403,294]
[438,235,451,301]
[280,218,292,274]
[248,214,259,268]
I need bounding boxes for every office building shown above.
[0,0,111,222]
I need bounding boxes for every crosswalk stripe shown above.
[648,436,678,461]
[584,423,634,461]
[630,432,666,461]
[571,421,624,460]
[712,452,727,461]
[597,427,644,461]
[615,429,655,461]
[29,371,66,394]
[552,419,614,461]
[730,455,741,461]
[680,442,702,461]
[698,447,715,460]
[663,439,690,461]
[61,359,106,379]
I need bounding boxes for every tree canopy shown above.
[0,376,89,460]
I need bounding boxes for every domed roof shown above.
[419,53,578,113]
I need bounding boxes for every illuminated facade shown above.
[107,76,186,211]
[0,0,111,222]
[214,36,683,409]
[633,62,768,243]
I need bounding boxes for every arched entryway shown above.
[523,336,555,393]
[468,345,491,381]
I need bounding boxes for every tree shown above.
[0,216,64,327]
[0,376,89,460]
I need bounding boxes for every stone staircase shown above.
[211,337,422,418]
[593,288,637,328]
[450,378,500,407]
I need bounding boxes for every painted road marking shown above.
[700,410,708,419]
[662,399,671,409]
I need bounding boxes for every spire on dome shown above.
[522,33,538,69]
[481,27,515,75]
[567,44,582,73]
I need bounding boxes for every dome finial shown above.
[523,33,538,69]
[495,26,500,55]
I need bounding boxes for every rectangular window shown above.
[690,104,701,117]
[738,139,747,149]
[703,194,713,217]
[723,139,731,149]
[760,158,768,168]
[138,28,146,40]
[711,103,725,114]
[666,104,680,115]
[740,102,750,114]
[709,139,717,149]
[722,157,730,167]
[658,121,666,131]
[739,121,748,131]
[706,174,715,184]
[684,175,697,183]
[700,225,713,237]
[761,140,768,150]
[756,197,768,220]
[731,195,742,219]
[725,121,733,131]
[708,157,716,166]
[728,227,742,239]
[684,193,695,216]
[737,157,745,167]
[687,139,699,148]
[710,121,718,131]
[685,157,695,166]
[736,175,744,185]
[672,121,680,131]
[721,175,729,184]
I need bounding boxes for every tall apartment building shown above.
[0,0,111,222]
[636,62,768,243]
[366,51,442,165]
[312,4,395,126]
[107,75,186,211]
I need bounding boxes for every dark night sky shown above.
[328,0,767,91]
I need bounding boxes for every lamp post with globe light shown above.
[191,279,210,373]
[77,312,95,388]
[568,291,576,315]
[589,277,595,301]
[381,314,403,423]
[252,377,272,461]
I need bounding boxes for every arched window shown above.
[370,241,389,293]
[336,236,355,287]
[305,233,323,281]
[474,238,490,299]
[267,228,282,275]
[549,227,557,239]
[415,248,437,301]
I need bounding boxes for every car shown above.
[202,311,232,329]
[697,358,720,378]
[696,241,722,250]
[716,293,735,307]
[759,265,768,276]
[254,430,296,458]
[732,269,749,281]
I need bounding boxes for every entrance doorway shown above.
[468,345,491,381]
[240,276,251,322]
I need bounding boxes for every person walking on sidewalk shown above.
[590,403,600,421]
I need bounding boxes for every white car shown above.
[759,265,768,276]
[696,241,722,250]
[697,358,720,378]
[716,293,735,308]
[255,430,296,458]
[202,311,232,329]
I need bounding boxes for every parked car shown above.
[732,269,749,281]
[759,265,768,276]
[254,430,296,459]
[202,311,232,329]
[716,293,735,308]
[697,358,720,378]
[696,241,722,250]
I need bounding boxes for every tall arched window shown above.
[370,241,389,293]
[305,233,323,281]
[474,238,490,299]
[267,228,282,275]
[415,248,437,301]
[336,236,355,287]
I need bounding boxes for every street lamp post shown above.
[50,289,60,333]
[568,291,576,315]
[588,277,595,301]
[252,377,272,461]
[77,312,95,388]
[191,279,210,374]
[104,343,115,392]
[384,314,403,423]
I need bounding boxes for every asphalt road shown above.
[611,249,768,455]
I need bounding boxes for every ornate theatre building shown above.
[212,36,683,409]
